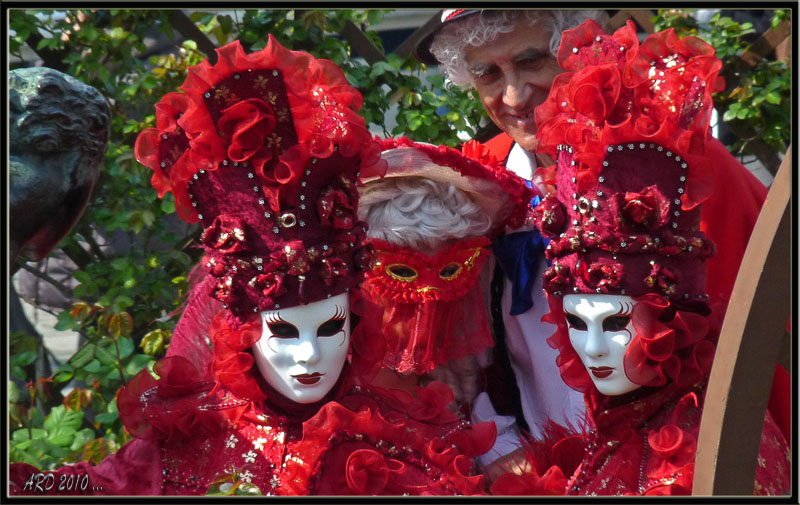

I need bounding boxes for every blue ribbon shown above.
[492,195,549,316]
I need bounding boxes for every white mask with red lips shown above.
[563,294,656,396]
[252,292,350,404]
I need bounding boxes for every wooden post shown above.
[692,146,792,495]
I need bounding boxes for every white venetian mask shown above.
[252,292,350,404]
[563,294,655,396]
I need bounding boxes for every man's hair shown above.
[430,9,608,88]
[358,175,491,251]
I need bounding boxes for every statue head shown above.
[9,67,110,265]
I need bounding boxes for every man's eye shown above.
[470,66,500,83]
[317,318,345,337]
[518,56,545,69]
[566,314,587,331]
[439,263,462,279]
[603,315,631,332]
[267,322,299,338]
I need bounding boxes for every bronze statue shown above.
[9,67,110,268]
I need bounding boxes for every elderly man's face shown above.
[465,15,561,153]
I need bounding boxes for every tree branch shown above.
[16,263,75,300]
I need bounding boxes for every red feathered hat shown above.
[532,20,724,312]
[135,37,386,327]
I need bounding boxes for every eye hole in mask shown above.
[385,264,418,282]
[439,262,463,280]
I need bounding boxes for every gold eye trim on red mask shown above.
[439,262,463,280]
[385,263,419,282]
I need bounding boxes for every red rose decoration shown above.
[134,92,192,198]
[612,186,670,231]
[533,195,568,238]
[345,449,389,495]
[319,257,348,286]
[585,258,623,292]
[282,240,310,275]
[644,262,678,297]
[317,177,357,230]
[213,278,232,303]
[646,424,697,478]
[406,382,458,424]
[256,271,287,298]
[542,264,572,294]
[217,98,277,173]
[200,215,248,254]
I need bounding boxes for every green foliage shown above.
[652,9,791,156]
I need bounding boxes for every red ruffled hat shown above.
[359,136,533,374]
[533,19,723,396]
[135,36,387,328]
[532,19,723,311]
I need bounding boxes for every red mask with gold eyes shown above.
[364,236,491,303]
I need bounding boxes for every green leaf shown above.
[108,312,134,339]
[53,365,75,384]
[12,351,37,367]
[140,329,170,356]
[44,405,84,432]
[11,366,27,381]
[9,381,20,404]
[55,310,77,331]
[94,344,118,367]
[765,92,781,105]
[70,428,95,452]
[83,359,104,374]
[126,353,155,376]
[160,196,176,214]
[10,444,42,467]
[117,337,135,360]
[94,410,119,425]
[68,343,96,369]
[47,426,76,447]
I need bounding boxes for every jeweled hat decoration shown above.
[136,37,386,326]
[532,20,724,311]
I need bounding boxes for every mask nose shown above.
[583,325,610,359]
[294,334,320,366]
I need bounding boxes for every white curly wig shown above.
[430,9,608,88]
[358,175,492,251]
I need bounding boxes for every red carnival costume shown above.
[10,37,495,496]
[360,137,533,375]
[482,25,789,444]
[491,19,790,496]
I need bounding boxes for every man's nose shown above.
[502,72,532,110]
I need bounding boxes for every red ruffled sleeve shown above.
[281,384,495,496]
